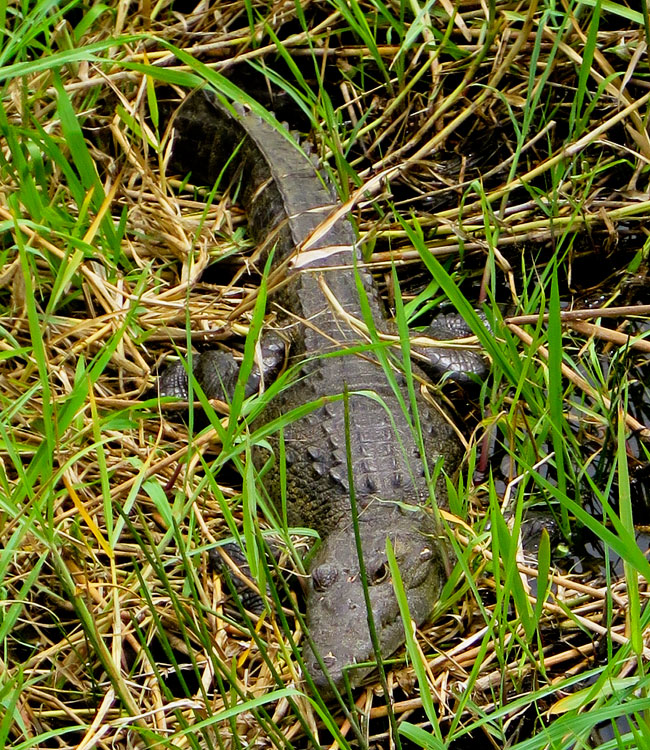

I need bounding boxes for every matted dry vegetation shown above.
[1,1,649,749]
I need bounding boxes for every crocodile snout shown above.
[302,506,448,697]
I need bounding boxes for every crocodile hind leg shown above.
[412,312,488,383]
[158,331,287,402]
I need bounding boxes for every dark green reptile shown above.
[160,89,482,696]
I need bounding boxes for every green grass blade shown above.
[386,537,444,744]
[617,397,641,656]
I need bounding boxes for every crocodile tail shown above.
[167,89,355,267]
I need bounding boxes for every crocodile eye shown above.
[369,561,389,585]
[312,563,338,592]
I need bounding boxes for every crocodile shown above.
[159,88,478,696]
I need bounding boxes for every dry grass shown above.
[1,1,649,748]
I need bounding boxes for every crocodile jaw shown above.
[302,505,448,697]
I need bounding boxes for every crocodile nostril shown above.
[369,561,389,585]
[312,563,338,592]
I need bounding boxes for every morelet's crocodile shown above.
[160,89,480,696]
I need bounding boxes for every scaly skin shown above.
[163,89,463,695]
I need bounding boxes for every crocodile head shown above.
[302,504,449,697]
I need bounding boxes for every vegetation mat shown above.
[0,1,649,748]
